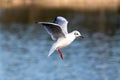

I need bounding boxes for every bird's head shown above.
[73,30,84,38]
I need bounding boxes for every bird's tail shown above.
[48,44,56,57]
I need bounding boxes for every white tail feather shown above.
[48,44,56,57]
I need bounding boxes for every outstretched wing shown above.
[54,16,68,34]
[36,22,66,40]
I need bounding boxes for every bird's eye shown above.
[74,32,79,35]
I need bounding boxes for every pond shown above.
[0,23,120,80]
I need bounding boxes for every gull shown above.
[36,16,83,60]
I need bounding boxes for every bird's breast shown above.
[56,35,75,48]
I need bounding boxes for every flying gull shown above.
[36,16,83,60]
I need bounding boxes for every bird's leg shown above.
[57,48,63,60]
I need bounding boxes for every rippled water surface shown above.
[0,23,120,80]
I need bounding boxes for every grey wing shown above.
[36,22,66,40]
[54,16,68,34]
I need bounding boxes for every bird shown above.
[36,16,83,60]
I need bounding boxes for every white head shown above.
[73,30,84,38]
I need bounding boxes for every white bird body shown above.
[36,16,83,59]
[56,32,76,48]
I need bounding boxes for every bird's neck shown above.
[67,32,76,41]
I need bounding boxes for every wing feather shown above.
[53,16,68,34]
[37,22,65,40]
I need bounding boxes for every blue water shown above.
[0,23,120,80]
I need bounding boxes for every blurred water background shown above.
[0,0,120,80]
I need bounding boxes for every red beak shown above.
[80,36,84,39]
